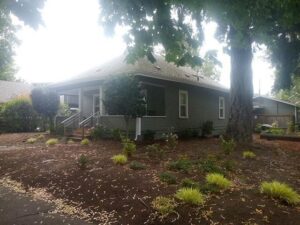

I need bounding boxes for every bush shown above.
[168,158,192,173]
[0,98,38,132]
[81,138,90,146]
[77,154,88,169]
[220,136,236,155]
[159,172,176,184]
[260,181,300,205]
[129,161,146,170]
[151,196,177,217]
[164,132,178,150]
[181,178,200,189]
[111,154,127,165]
[90,125,112,140]
[287,121,295,134]
[175,188,205,205]
[243,151,256,159]
[254,123,262,133]
[143,130,156,141]
[268,128,285,135]
[146,144,165,159]
[199,158,223,174]
[27,138,37,144]
[121,138,136,157]
[46,138,59,146]
[206,173,232,190]
[201,121,213,137]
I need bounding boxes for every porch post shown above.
[78,88,83,121]
[99,84,104,116]
[135,117,142,140]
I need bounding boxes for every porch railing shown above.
[79,111,100,128]
[61,112,81,135]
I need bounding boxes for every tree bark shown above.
[226,29,253,143]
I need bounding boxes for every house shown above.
[0,80,32,104]
[51,54,229,139]
[253,96,300,128]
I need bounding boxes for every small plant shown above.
[121,137,136,157]
[199,158,223,174]
[243,151,256,159]
[269,128,285,135]
[90,125,112,140]
[77,154,88,169]
[175,188,205,205]
[181,178,200,189]
[67,139,74,144]
[27,138,37,144]
[220,136,236,155]
[146,144,165,159]
[168,159,192,173]
[111,154,128,165]
[222,160,236,172]
[159,172,176,184]
[201,120,213,137]
[260,181,300,205]
[129,161,146,170]
[46,138,58,146]
[81,138,90,146]
[206,173,232,190]
[36,134,45,140]
[151,196,177,217]
[287,120,295,134]
[164,132,178,150]
[200,183,220,194]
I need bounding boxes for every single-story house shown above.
[253,96,300,128]
[0,80,33,104]
[51,54,229,139]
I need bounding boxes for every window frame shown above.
[179,90,189,119]
[219,96,225,119]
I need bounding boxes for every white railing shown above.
[61,112,80,128]
[79,111,100,128]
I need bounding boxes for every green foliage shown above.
[129,161,146,170]
[167,158,192,173]
[121,137,136,157]
[27,138,37,144]
[199,157,223,174]
[81,138,90,146]
[260,181,300,205]
[159,172,176,184]
[77,154,88,170]
[222,160,236,172]
[164,132,178,150]
[220,136,236,155]
[287,120,295,134]
[146,144,165,159]
[206,173,232,190]
[46,138,58,146]
[0,98,38,132]
[151,196,177,217]
[57,103,71,117]
[201,121,213,137]
[175,188,205,205]
[90,125,112,140]
[181,178,200,189]
[243,151,256,159]
[111,154,127,165]
[254,123,262,133]
[268,128,285,136]
[143,130,155,141]
[200,183,221,194]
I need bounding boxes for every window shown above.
[219,97,225,119]
[144,85,165,116]
[179,90,188,118]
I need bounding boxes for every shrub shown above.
[254,123,262,133]
[81,138,90,146]
[77,154,88,169]
[175,188,205,205]
[143,130,156,141]
[111,154,127,165]
[269,128,285,135]
[287,121,295,134]
[159,172,176,184]
[199,158,223,174]
[168,158,192,173]
[129,161,146,170]
[90,125,112,140]
[201,121,213,137]
[27,138,37,144]
[220,136,236,155]
[243,151,256,159]
[46,138,58,146]
[260,181,300,205]
[146,144,165,159]
[151,196,177,216]
[222,160,236,172]
[121,137,136,157]
[181,178,200,189]
[206,173,232,190]
[164,132,178,150]
[200,183,220,194]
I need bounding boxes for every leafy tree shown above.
[31,88,59,132]
[99,0,300,142]
[276,76,300,106]
[196,50,221,81]
[103,75,146,137]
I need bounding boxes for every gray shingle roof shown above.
[52,54,228,92]
[0,80,32,103]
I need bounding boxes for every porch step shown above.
[69,127,93,140]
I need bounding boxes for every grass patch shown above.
[243,151,256,159]
[167,158,192,173]
[129,161,146,170]
[159,172,176,184]
[175,188,205,205]
[46,138,58,146]
[260,181,300,205]
[81,138,90,145]
[27,138,37,144]
[206,173,232,189]
[151,196,177,217]
[180,178,200,189]
[111,154,127,165]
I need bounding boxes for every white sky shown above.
[14,0,274,95]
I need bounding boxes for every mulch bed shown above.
[0,133,299,225]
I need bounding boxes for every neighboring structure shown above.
[51,54,229,138]
[253,96,300,128]
[0,80,32,104]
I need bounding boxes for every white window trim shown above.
[219,96,225,119]
[179,90,189,119]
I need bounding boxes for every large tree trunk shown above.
[226,29,253,143]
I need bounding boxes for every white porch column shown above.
[99,84,104,116]
[78,88,83,122]
[135,117,142,140]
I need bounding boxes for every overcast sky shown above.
[14,0,274,95]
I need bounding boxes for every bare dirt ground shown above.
[0,132,299,225]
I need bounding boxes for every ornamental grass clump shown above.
[129,161,146,170]
[77,154,88,170]
[175,188,205,205]
[260,181,300,205]
[81,138,90,146]
[243,151,256,159]
[27,138,37,144]
[159,172,176,184]
[46,138,58,146]
[151,196,177,217]
[111,154,127,165]
[206,173,232,190]
[181,178,200,189]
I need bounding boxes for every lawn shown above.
[0,133,299,225]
